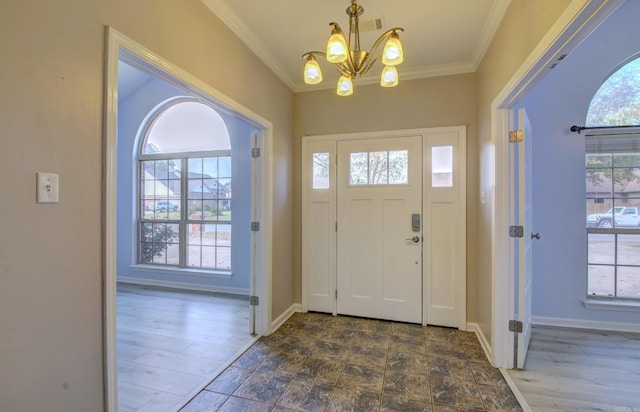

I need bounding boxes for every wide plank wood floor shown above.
[117,283,255,412]
[508,325,640,412]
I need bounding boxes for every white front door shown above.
[336,136,423,323]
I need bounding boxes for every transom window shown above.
[349,150,408,185]
[585,56,640,301]
[138,99,232,271]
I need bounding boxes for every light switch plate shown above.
[37,172,59,203]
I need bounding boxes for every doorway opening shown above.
[301,127,467,329]
[104,28,273,411]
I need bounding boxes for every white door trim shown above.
[302,126,466,329]
[490,0,623,368]
[103,27,273,411]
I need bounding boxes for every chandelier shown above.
[302,0,404,96]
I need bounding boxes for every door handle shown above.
[531,232,540,240]
[406,236,421,243]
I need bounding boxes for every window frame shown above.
[135,98,233,274]
[137,150,232,272]
[584,55,640,305]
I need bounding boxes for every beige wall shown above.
[293,74,479,321]
[475,0,572,345]
[0,1,294,410]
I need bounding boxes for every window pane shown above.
[432,146,453,187]
[613,167,640,197]
[218,156,231,178]
[617,235,640,265]
[586,57,640,127]
[189,158,203,175]
[586,199,614,228]
[613,153,640,168]
[217,247,231,269]
[350,152,368,185]
[217,223,232,246]
[588,265,615,297]
[588,233,615,264]
[140,223,179,265]
[585,170,612,200]
[615,207,640,229]
[204,178,218,199]
[203,199,217,219]
[388,150,408,184]
[586,153,612,168]
[189,200,204,220]
[617,266,640,298]
[369,151,388,184]
[142,159,181,220]
[203,157,218,178]
[312,152,330,189]
[143,101,230,154]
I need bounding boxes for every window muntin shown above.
[349,150,408,185]
[138,100,232,272]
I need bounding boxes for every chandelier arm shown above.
[334,63,352,78]
[302,51,327,59]
[358,27,404,71]
[359,56,380,77]
[343,55,357,75]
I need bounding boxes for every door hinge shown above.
[250,296,259,306]
[251,147,261,158]
[509,225,524,238]
[509,320,523,333]
[335,222,338,232]
[509,130,524,143]
[335,289,338,299]
[251,221,260,231]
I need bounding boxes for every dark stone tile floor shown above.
[181,312,522,411]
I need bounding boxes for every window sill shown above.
[129,264,232,278]
[583,298,640,312]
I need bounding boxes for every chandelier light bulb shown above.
[382,32,404,66]
[326,24,349,63]
[303,55,323,84]
[336,75,353,96]
[380,65,399,87]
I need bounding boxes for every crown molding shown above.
[200,0,297,90]
[470,0,512,70]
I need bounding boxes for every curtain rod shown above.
[570,124,640,134]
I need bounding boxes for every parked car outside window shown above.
[148,200,179,212]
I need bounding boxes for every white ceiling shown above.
[201,0,511,92]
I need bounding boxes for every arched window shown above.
[585,56,640,301]
[586,57,640,127]
[138,99,232,271]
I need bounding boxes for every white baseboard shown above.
[532,315,640,333]
[270,303,302,334]
[117,276,250,296]
[466,322,493,363]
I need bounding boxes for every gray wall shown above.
[117,64,253,292]
[521,0,640,326]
